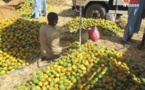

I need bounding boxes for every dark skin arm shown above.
[62,45,76,50]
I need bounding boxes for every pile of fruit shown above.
[0,18,47,75]
[60,32,79,46]
[65,17,123,36]
[60,32,80,53]
[17,0,33,19]
[17,43,145,90]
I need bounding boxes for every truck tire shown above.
[86,4,107,19]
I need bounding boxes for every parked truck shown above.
[73,0,129,18]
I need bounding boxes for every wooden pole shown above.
[79,0,82,51]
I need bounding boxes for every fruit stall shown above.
[0,0,145,90]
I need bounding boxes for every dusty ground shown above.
[0,1,145,90]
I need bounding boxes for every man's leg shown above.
[122,26,130,44]
[42,0,47,16]
[141,29,145,47]
[137,32,145,50]
[141,33,145,47]
[37,55,60,68]
[72,0,76,10]
[35,11,41,19]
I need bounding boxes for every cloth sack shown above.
[77,28,89,43]
[106,13,115,22]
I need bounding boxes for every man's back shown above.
[40,25,62,59]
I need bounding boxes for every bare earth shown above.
[0,1,145,90]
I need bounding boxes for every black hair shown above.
[47,12,58,26]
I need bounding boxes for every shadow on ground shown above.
[58,8,80,18]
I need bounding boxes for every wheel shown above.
[86,4,107,19]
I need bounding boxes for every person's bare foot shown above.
[37,58,42,68]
